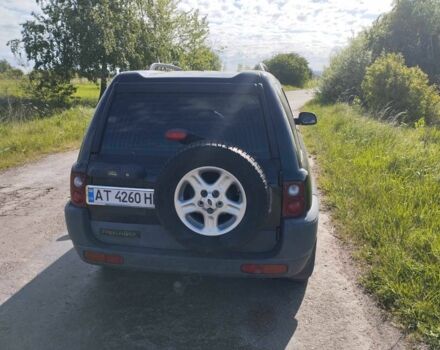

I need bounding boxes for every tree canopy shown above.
[367,0,440,85]
[263,53,312,87]
[9,0,221,97]
[319,34,372,103]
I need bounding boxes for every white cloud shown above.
[0,0,38,67]
[0,0,393,71]
[181,0,393,71]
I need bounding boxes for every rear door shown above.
[86,82,281,252]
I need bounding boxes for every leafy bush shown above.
[362,53,440,125]
[23,70,76,114]
[0,70,76,122]
[318,35,372,103]
[264,53,312,87]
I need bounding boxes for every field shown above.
[301,101,440,346]
[72,80,100,104]
[0,78,100,103]
[0,78,97,170]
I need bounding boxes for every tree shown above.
[366,0,440,85]
[9,0,220,98]
[179,46,221,71]
[319,34,372,103]
[263,53,312,87]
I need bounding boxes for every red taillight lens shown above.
[241,264,288,274]
[70,171,87,207]
[84,250,124,265]
[165,129,188,141]
[282,181,306,218]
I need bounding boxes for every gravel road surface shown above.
[0,90,410,350]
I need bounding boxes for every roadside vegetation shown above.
[283,78,320,91]
[0,74,95,170]
[319,0,440,126]
[308,1,440,346]
[259,52,313,88]
[302,101,440,347]
[0,106,93,170]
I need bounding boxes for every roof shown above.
[114,70,270,85]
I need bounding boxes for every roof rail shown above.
[255,62,268,72]
[149,63,182,71]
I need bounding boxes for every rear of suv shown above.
[65,68,319,280]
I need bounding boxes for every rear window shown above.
[100,93,270,158]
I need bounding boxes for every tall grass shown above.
[301,102,440,347]
[0,106,93,170]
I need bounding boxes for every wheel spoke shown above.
[203,212,218,231]
[214,172,234,192]
[186,172,207,192]
[179,199,198,214]
[222,200,243,217]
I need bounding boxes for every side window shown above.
[277,90,304,165]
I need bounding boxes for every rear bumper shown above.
[65,195,319,278]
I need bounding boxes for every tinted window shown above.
[100,93,270,158]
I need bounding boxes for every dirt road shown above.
[0,90,410,349]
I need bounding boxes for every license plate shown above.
[86,185,155,208]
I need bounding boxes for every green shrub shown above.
[23,70,76,115]
[318,35,372,103]
[362,53,440,125]
[263,53,312,87]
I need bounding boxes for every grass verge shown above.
[283,79,319,91]
[0,106,93,171]
[283,84,302,91]
[301,101,440,347]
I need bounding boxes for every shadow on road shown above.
[0,249,307,350]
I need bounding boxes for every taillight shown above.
[282,181,306,218]
[70,171,87,207]
[165,129,188,141]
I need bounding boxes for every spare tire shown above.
[154,143,269,253]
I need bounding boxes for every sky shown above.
[0,0,393,72]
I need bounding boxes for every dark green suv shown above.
[65,67,318,280]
